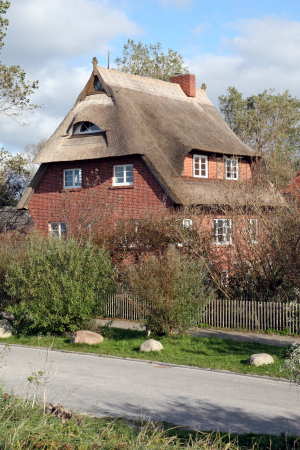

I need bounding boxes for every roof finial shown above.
[92,57,98,74]
[201,83,207,91]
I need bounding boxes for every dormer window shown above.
[94,77,104,91]
[73,122,103,135]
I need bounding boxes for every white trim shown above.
[64,168,82,189]
[213,218,232,245]
[225,158,239,180]
[248,218,258,243]
[193,154,208,178]
[113,164,134,186]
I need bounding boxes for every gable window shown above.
[73,122,103,135]
[94,77,104,91]
[213,219,232,244]
[226,158,238,180]
[64,169,82,189]
[248,218,258,243]
[193,154,208,178]
[113,164,134,186]
[49,222,67,238]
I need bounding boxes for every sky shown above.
[1,0,300,153]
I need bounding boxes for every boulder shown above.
[0,311,15,321]
[0,319,14,338]
[140,339,164,352]
[70,330,104,345]
[246,353,274,367]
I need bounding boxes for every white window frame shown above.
[113,164,134,186]
[73,122,103,135]
[225,158,239,180]
[248,218,258,243]
[49,222,67,238]
[193,154,208,178]
[213,219,232,245]
[182,219,193,229]
[63,168,82,189]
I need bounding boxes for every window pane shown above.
[60,223,67,235]
[65,170,73,187]
[125,165,133,183]
[74,169,82,187]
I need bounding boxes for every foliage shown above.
[4,235,115,334]
[0,148,31,206]
[126,246,215,336]
[281,342,300,384]
[219,87,300,188]
[0,1,39,124]
[115,39,188,81]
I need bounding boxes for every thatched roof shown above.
[0,207,33,232]
[18,66,281,208]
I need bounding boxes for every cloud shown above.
[1,0,142,68]
[187,16,300,107]
[0,0,142,152]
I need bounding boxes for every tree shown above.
[23,137,47,178]
[219,87,300,189]
[115,39,188,81]
[0,1,39,124]
[0,148,31,206]
[127,246,215,336]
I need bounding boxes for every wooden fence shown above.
[104,295,300,333]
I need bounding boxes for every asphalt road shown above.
[0,344,300,435]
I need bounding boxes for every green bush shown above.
[4,235,114,334]
[127,246,215,336]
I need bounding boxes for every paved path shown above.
[97,319,300,347]
[0,344,300,436]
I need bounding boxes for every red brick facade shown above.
[181,152,253,181]
[28,155,172,233]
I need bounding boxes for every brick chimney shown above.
[169,73,196,97]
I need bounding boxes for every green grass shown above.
[0,326,290,379]
[1,387,300,450]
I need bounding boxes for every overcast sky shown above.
[1,0,300,153]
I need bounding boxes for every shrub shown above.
[4,235,114,334]
[127,246,215,336]
[281,342,300,384]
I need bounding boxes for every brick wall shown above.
[182,152,253,181]
[28,155,172,233]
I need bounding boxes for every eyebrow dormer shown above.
[73,121,103,135]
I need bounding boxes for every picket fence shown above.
[104,294,300,333]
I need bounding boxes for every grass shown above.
[0,387,300,449]
[0,326,291,379]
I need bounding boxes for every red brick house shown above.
[17,58,280,242]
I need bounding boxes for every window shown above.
[64,169,82,189]
[193,154,208,178]
[113,164,134,186]
[73,122,103,135]
[182,219,193,228]
[94,77,104,91]
[49,222,67,238]
[213,219,232,244]
[221,270,229,286]
[248,219,258,243]
[226,158,238,180]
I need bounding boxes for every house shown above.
[16,58,281,243]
